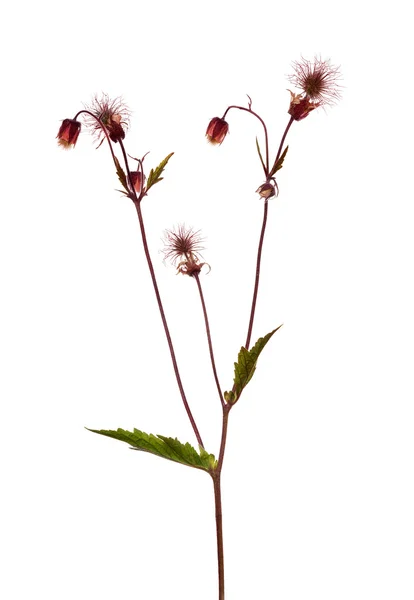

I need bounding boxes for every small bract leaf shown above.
[114,156,129,193]
[146,152,174,192]
[269,146,289,178]
[87,427,214,472]
[232,325,282,402]
[255,137,267,176]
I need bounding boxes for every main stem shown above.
[212,403,231,600]
[213,474,225,600]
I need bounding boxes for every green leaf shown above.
[255,137,267,176]
[146,152,174,192]
[87,427,216,472]
[114,156,129,193]
[269,145,289,178]
[230,325,282,402]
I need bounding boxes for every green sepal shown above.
[255,137,267,176]
[114,156,129,193]
[87,427,215,472]
[269,146,289,178]
[223,390,236,405]
[232,325,282,402]
[146,152,174,193]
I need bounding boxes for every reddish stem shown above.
[212,403,231,600]
[245,116,294,350]
[193,272,225,407]
[245,200,268,349]
[118,141,204,448]
[74,110,118,168]
[223,104,270,175]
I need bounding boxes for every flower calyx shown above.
[256,180,277,199]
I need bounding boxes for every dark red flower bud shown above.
[129,171,145,194]
[256,182,276,199]
[57,119,81,149]
[206,117,229,145]
[287,92,317,121]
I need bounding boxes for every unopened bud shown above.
[57,119,81,149]
[129,171,145,194]
[206,117,229,145]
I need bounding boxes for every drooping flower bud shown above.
[57,119,81,149]
[256,182,276,199]
[206,117,229,145]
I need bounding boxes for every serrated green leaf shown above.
[255,137,267,176]
[87,427,215,472]
[114,156,129,193]
[269,146,289,178]
[146,152,174,192]
[232,325,282,402]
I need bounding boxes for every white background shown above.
[1,0,413,598]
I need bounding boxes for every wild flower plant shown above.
[57,57,341,599]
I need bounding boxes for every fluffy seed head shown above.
[287,56,342,106]
[162,225,208,276]
[83,93,130,143]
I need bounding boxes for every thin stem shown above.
[213,474,225,600]
[245,116,294,350]
[212,403,231,600]
[193,272,225,407]
[223,105,270,175]
[245,200,268,350]
[117,141,204,448]
[74,109,118,168]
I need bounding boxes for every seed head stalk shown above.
[193,272,225,408]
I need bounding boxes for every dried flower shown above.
[287,92,318,121]
[206,117,229,145]
[162,225,209,276]
[287,57,341,120]
[83,93,130,143]
[256,182,276,199]
[57,119,81,149]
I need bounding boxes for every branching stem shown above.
[245,116,294,349]
[223,104,270,175]
[117,141,204,449]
